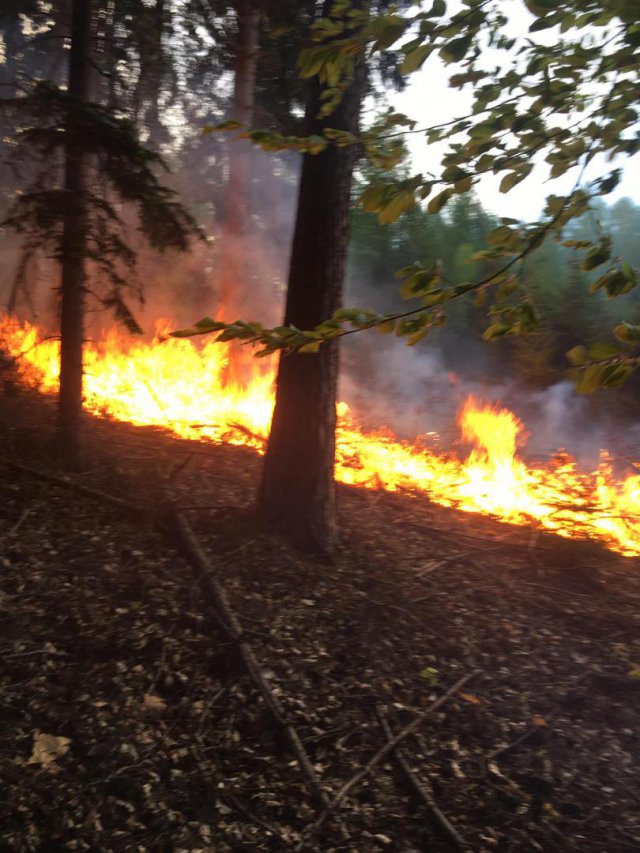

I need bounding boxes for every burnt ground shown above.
[1,389,640,853]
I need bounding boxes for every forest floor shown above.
[1,389,640,853]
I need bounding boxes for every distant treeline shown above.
[347,189,640,417]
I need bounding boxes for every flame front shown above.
[2,314,639,556]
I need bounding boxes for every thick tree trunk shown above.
[57,0,91,471]
[257,13,366,555]
[218,0,261,315]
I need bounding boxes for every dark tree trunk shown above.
[57,0,91,471]
[257,11,366,555]
[218,0,261,314]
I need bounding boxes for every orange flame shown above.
[2,313,639,556]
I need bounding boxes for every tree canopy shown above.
[172,0,640,393]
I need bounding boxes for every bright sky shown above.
[389,0,640,220]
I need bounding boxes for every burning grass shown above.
[1,311,639,556]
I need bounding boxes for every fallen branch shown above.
[375,704,470,851]
[0,458,151,519]
[166,502,348,838]
[296,671,477,850]
[5,457,337,827]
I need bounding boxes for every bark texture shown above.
[258,11,366,555]
[57,0,91,471]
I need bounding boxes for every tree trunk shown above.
[218,0,261,316]
[257,9,366,555]
[57,0,91,471]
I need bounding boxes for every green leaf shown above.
[614,322,640,344]
[399,266,441,300]
[566,345,589,366]
[600,364,633,388]
[359,184,388,213]
[589,342,622,360]
[497,275,519,300]
[487,225,515,246]
[401,44,432,74]
[209,119,242,132]
[529,17,555,32]
[524,0,557,16]
[483,322,511,340]
[376,318,397,335]
[194,316,222,331]
[597,169,621,195]
[370,14,407,50]
[454,175,473,194]
[575,364,606,394]
[439,35,473,63]
[298,45,332,79]
[621,261,637,285]
[299,341,323,354]
[407,329,430,346]
[582,244,611,271]
[420,666,439,685]
[605,271,635,297]
[499,171,525,193]
[422,289,445,307]
[169,318,226,339]
[474,288,488,308]
[378,190,416,224]
[427,188,452,214]
[562,239,592,249]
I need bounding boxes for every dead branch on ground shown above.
[376,704,471,850]
[295,670,477,851]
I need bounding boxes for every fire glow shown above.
[2,313,639,557]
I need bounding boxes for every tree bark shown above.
[257,7,366,555]
[57,0,91,471]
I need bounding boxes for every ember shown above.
[2,313,639,556]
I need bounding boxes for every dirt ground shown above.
[1,390,640,852]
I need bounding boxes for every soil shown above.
[1,389,640,853]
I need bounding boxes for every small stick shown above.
[376,705,470,850]
[487,724,543,761]
[9,507,30,534]
[165,453,193,482]
[296,671,477,850]
[225,792,289,843]
[167,502,348,840]
[0,458,150,518]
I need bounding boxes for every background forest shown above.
[1,0,639,455]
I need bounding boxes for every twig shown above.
[487,725,545,761]
[0,458,152,518]
[166,501,348,839]
[295,671,477,850]
[146,637,169,696]
[165,453,194,482]
[412,551,469,578]
[2,647,69,660]
[8,507,31,534]
[225,792,289,843]
[375,704,471,850]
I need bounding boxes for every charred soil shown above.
[1,390,640,852]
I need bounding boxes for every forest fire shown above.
[2,313,639,557]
